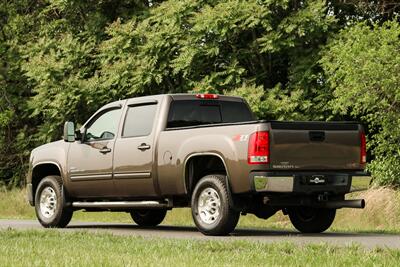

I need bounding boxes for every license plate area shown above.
[298,174,349,186]
[302,175,327,185]
[294,174,351,193]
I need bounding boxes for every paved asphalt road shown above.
[1,219,399,249]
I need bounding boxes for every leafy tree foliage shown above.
[321,21,400,186]
[0,0,399,186]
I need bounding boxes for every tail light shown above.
[248,131,270,164]
[195,93,219,99]
[360,132,367,164]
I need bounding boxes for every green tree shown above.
[321,20,400,186]
[0,0,153,186]
[1,0,399,187]
[94,0,336,121]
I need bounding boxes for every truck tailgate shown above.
[269,122,363,170]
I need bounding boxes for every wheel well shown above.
[32,164,61,200]
[185,155,227,194]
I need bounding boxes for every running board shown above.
[71,200,171,209]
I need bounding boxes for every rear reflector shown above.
[248,131,270,164]
[360,132,367,164]
[195,93,219,99]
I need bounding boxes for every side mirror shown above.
[63,121,75,142]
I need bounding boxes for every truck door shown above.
[112,99,159,197]
[67,105,123,197]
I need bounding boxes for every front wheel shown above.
[191,174,239,236]
[288,207,336,233]
[130,209,167,227]
[34,175,73,228]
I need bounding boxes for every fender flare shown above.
[31,161,64,203]
[183,152,236,208]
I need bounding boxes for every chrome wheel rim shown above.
[197,187,221,224]
[39,187,57,218]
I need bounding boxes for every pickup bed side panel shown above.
[157,124,261,195]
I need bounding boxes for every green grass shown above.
[1,187,400,233]
[0,229,399,266]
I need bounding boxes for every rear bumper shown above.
[250,171,370,194]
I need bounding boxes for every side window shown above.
[85,108,122,141]
[122,104,157,137]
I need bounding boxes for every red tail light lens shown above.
[248,131,270,164]
[195,94,219,99]
[360,132,367,164]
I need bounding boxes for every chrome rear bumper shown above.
[251,171,370,194]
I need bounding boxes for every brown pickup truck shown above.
[27,94,370,235]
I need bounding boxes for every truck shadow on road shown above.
[66,224,391,237]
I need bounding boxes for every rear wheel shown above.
[191,174,239,236]
[288,207,336,233]
[130,209,167,227]
[34,175,73,228]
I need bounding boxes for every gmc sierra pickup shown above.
[27,94,370,235]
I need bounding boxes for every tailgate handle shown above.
[309,131,325,142]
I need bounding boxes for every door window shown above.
[85,108,122,141]
[122,104,157,137]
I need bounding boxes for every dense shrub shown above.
[321,21,400,186]
[1,0,399,186]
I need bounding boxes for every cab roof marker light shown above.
[195,94,219,99]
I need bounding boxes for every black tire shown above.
[130,209,167,227]
[34,175,73,228]
[288,207,336,233]
[191,174,240,236]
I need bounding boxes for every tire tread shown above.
[35,175,73,228]
[288,207,336,233]
[130,209,167,227]
[191,174,239,236]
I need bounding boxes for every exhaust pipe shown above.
[322,199,365,209]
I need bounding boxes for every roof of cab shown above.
[169,93,244,102]
[103,93,244,108]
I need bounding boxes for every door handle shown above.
[137,143,151,151]
[99,147,112,154]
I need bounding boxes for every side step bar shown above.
[71,200,171,209]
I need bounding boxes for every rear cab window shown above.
[167,99,254,128]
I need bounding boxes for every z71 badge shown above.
[232,134,249,142]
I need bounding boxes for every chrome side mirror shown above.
[63,121,75,142]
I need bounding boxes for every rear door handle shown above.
[99,147,112,154]
[137,143,151,151]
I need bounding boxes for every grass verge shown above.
[0,229,399,266]
[1,187,399,233]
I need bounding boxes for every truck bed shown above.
[157,118,365,195]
